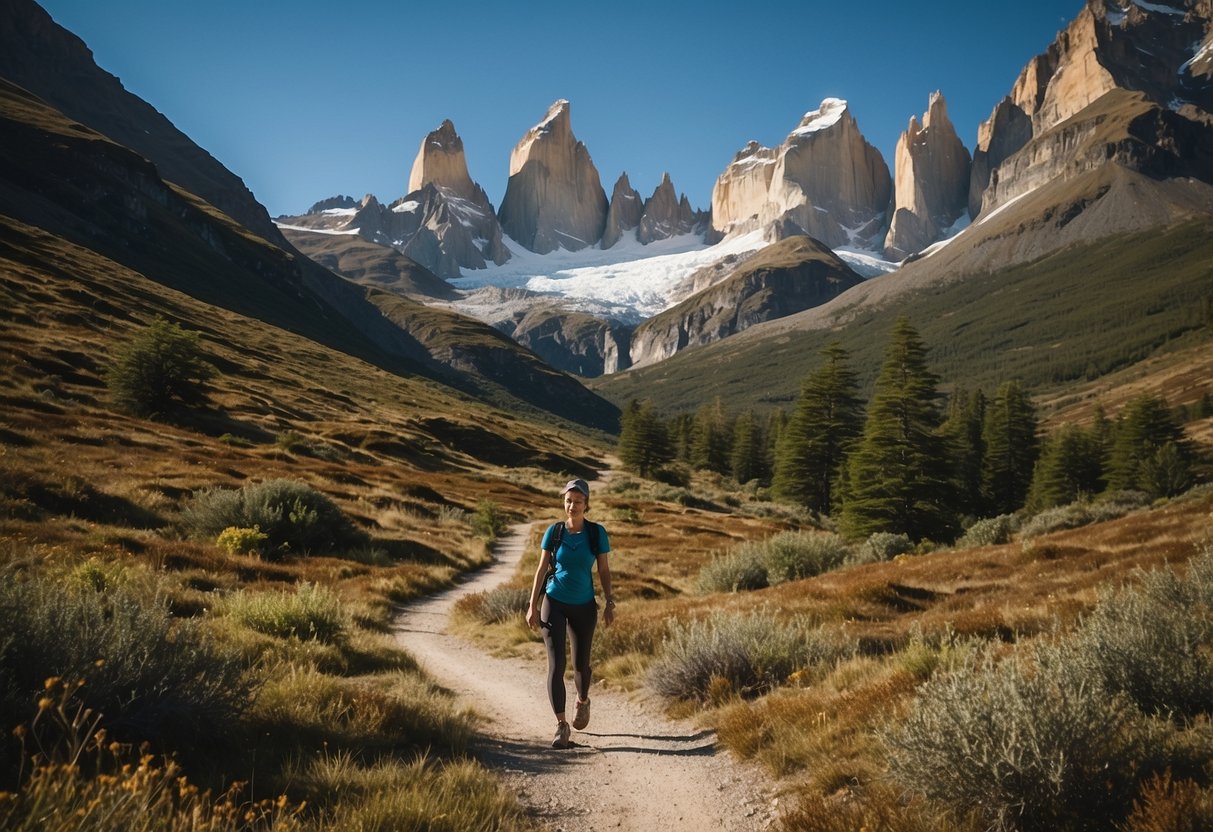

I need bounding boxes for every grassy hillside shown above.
[0,206,616,828]
[593,218,1213,416]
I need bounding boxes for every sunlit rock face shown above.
[497,99,608,254]
[884,91,972,260]
[711,98,892,249]
[970,0,1213,218]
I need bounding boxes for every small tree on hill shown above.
[981,380,1039,515]
[106,317,213,418]
[690,398,732,475]
[730,410,767,485]
[838,318,957,542]
[618,399,673,478]
[772,342,863,515]
[1105,394,1193,497]
[940,386,987,518]
[1025,423,1104,512]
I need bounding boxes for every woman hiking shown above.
[526,478,616,748]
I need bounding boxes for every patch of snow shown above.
[393,201,421,213]
[790,98,847,138]
[973,188,1034,227]
[322,207,357,216]
[835,247,899,278]
[274,222,362,236]
[1133,0,1184,14]
[449,229,767,324]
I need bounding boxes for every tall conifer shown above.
[838,318,957,542]
[1105,394,1192,496]
[771,342,862,514]
[940,386,987,517]
[618,399,673,478]
[1025,423,1104,511]
[980,380,1039,515]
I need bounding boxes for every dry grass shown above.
[5,208,1213,830]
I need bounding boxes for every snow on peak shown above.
[792,98,848,137]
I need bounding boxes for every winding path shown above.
[391,523,777,831]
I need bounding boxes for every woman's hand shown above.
[603,602,615,627]
[526,603,540,630]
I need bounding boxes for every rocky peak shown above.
[307,195,358,214]
[497,100,608,254]
[884,91,972,259]
[407,119,477,201]
[602,172,643,249]
[971,0,1213,216]
[712,98,892,249]
[637,173,699,243]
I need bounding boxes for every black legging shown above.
[540,595,597,715]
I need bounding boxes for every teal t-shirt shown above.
[541,521,610,605]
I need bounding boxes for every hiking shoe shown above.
[572,698,591,730]
[552,721,571,749]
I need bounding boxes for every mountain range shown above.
[2,0,1212,435]
[274,0,1213,391]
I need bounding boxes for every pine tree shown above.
[1025,423,1104,511]
[618,399,673,478]
[730,410,767,485]
[690,398,731,475]
[838,318,957,542]
[981,380,1040,515]
[1105,394,1193,497]
[1106,395,1188,494]
[940,386,987,518]
[771,342,863,514]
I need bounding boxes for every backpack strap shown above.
[584,520,602,556]
[543,522,564,590]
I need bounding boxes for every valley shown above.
[2,0,1213,830]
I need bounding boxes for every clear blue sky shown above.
[37,0,1082,218]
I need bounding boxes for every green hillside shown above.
[593,218,1213,416]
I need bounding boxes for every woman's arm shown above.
[526,549,552,630]
[596,552,615,627]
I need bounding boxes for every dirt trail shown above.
[392,523,777,831]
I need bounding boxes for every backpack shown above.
[543,520,603,591]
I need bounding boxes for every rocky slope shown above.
[278,225,459,301]
[627,236,863,369]
[971,0,1213,218]
[0,0,283,245]
[0,50,616,431]
[711,99,892,249]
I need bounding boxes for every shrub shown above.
[455,586,530,625]
[0,567,252,762]
[1065,546,1213,720]
[847,532,913,566]
[0,699,299,832]
[1019,503,1093,539]
[105,317,213,417]
[181,479,364,558]
[215,525,268,556]
[648,610,851,702]
[1021,492,1151,540]
[762,532,850,583]
[957,514,1017,548]
[295,753,527,832]
[222,582,348,644]
[469,500,507,540]
[1123,771,1213,832]
[885,642,1148,832]
[696,548,768,594]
